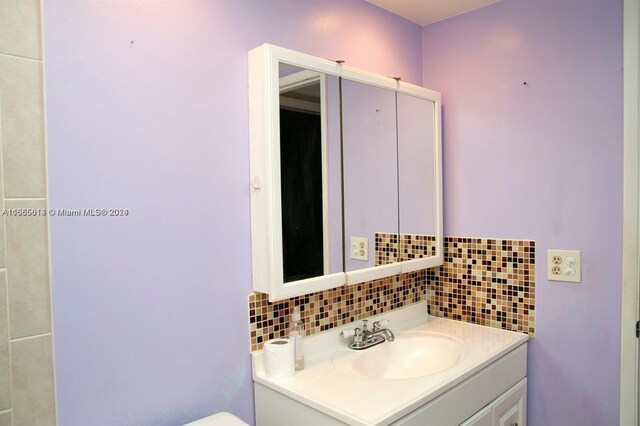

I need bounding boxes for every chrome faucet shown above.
[370,319,395,342]
[340,319,395,350]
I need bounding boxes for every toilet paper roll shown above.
[264,338,295,379]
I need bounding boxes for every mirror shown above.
[341,79,399,272]
[341,81,441,282]
[278,64,343,283]
[397,93,437,265]
[249,44,442,301]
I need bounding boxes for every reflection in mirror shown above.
[397,93,437,261]
[341,79,399,272]
[278,64,343,282]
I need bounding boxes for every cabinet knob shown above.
[250,176,261,189]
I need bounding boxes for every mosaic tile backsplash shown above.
[249,236,535,351]
[375,232,437,265]
[374,232,398,265]
[427,238,535,336]
[249,270,427,352]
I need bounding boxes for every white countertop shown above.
[252,302,529,426]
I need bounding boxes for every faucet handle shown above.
[339,327,363,338]
[353,328,363,343]
[372,318,389,331]
[339,329,354,338]
[339,327,364,344]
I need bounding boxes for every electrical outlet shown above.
[547,249,581,283]
[350,237,368,261]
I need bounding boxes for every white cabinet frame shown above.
[249,44,443,301]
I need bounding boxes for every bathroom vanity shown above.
[252,302,528,426]
[248,44,528,426]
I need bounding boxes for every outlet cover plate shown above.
[350,237,368,261]
[547,249,581,283]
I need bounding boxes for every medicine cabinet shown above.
[249,44,442,301]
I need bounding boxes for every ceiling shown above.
[365,0,504,26]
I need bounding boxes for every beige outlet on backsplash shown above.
[350,236,368,261]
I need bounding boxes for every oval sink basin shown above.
[331,332,466,380]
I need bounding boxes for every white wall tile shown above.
[0,215,5,269]
[5,200,50,339]
[0,272,9,411]
[0,56,47,198]
[0,410,12,426]
[10,335,55,426]
[0,104,7,269]
[1,3,54,424]
[0,0,42,60]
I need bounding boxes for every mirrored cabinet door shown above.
[397,93,437,266]
[278,65,343,283]
[341,78,401,284]
[397,82,443,272]
[249,45,345,302]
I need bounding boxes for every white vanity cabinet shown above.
[388,347,527,426]
[254,344,527,426]
[252,303,529,426]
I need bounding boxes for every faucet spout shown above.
[372,328,395,342]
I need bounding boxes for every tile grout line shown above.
[9,332,51,344]
[0,52,42,63]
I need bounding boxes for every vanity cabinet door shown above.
[460,378,526,426]
[492,378,527,426]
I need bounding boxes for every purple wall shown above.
[422,0,623,424]
[42,1,421,424]
[43,0,623,424]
